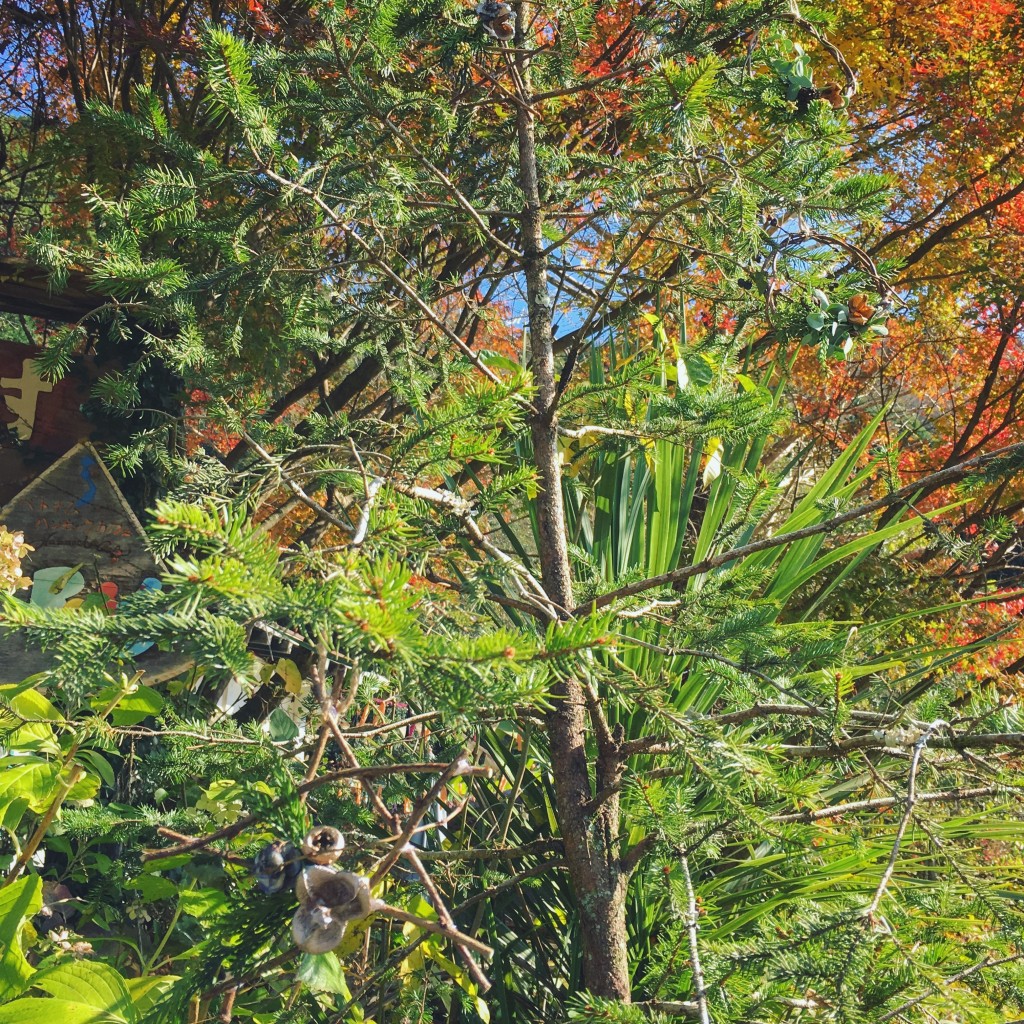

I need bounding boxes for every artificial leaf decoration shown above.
[29,567,84,609]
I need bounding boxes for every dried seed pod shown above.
[847,293,876,326]
[296,865,373,919]
[483,14,514,40]
[816,84,846,109]
[301,825,345,865]
[475,0,514,41]
[292,903,347,953]
[253,840,301,895]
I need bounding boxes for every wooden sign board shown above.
[0,339,97,504]
[0,442,190,683]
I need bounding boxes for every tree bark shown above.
[514,14,631,1002]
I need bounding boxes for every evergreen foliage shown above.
[0,2,1022,1023]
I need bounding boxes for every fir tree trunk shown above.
[515,20,631,1002]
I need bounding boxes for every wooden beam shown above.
[0,256,105,322]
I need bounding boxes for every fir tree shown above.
[1,2,1024,1022]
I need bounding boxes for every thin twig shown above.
[142,762,480,862]
[332,711,440,738]
[779,731,1024,757]
[863,720,947,921]
[401,845,492,993]
[878,953,1024,1022]
[241,429,353,534]
[679,851,711,1024]
[390,480,559,618]
[369,758,472,886]
[306,681,491,992]
[391,839,562,862]
[449,858,565,915]
[374,904,493,957]
[770,785,1008,824]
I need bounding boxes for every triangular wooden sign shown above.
[0,442,189,683]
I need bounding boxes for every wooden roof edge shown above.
[0,255,109,323]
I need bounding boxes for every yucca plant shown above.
[463,314,1024,1020]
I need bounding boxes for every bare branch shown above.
[878,953,1024,1022]
[862,720,946,921]
[141,762,484,862]
[373,903,493,957]
[770,785,1009,824]
[679,851,712,1024]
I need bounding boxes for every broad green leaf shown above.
[75,749,116,788]
[124,976,178,1017]
[296,953,350,996]
[33,960,135,1022]
[178,888,230,919]
[0,876,43,1001]
[0,685,62,723]
[274,657,303,695]
[267,707,299,743]
[0,723,58,756]
[126,873,178,903]
[0,997,123,1024]
[0,758,60,814]
[474,995,491,1023]
[91,685,163,727]
[65,768,100,804]
[0,797,29,832]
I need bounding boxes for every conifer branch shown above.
[399,846,493,992]
[255,162,512,393]
[878,953,1024,1022]
[389,480,560,618]
[142,762,489,862]
[338,68,523,261]
[241,429,354,535]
